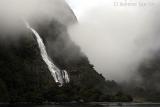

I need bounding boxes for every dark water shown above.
[1,103,160,107]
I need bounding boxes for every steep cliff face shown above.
[0,1,131,103]
[0,1,107,102]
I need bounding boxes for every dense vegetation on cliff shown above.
[0,18,132,103]
[0,0,134,102]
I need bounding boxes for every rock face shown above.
[0,0,131,103]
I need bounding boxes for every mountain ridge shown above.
[0,0,132,103]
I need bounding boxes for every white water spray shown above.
[62,70,70,83]
[25,21,70,87]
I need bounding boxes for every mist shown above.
[0,0,160,82]
[0,0,75,34]
[67,0,160,82]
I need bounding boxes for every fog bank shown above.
[68,0,160,82]
[0,0,75,34]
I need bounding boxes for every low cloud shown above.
[68,1,160,82]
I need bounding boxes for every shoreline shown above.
[87,102,160,106]
[1,102,160,105]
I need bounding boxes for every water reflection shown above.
[1,103,160,107]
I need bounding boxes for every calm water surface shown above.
[1,103,160,107]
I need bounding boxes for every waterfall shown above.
[24,21,70,87]
[63,70,70,83]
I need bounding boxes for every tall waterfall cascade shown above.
[24,21,70,87]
